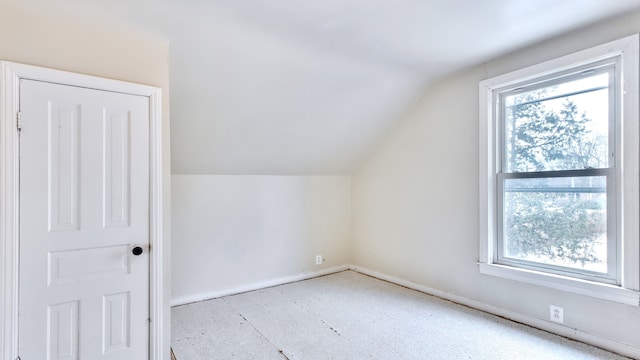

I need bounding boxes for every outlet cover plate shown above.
[550,305,564,324]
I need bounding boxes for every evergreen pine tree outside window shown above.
[499,70,614,280]
[478,35,640,304]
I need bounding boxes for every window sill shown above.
[479,262,639,306]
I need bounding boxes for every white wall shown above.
[171,175,351,305]
[352,10,640,354]
[0,3,169,91]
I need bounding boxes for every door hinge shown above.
[16,112,22,131]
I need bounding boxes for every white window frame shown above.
[478,35,640,306]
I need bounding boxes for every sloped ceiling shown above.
[10,0,640,174]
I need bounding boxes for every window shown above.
[479,35,640,305]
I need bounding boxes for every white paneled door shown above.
[18,79,150,360]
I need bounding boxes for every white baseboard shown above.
[349,265,640,360]
[170,264,349,307]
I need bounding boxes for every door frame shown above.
[0,61,169,360]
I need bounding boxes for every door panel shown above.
[47,301,80,360]
[18,80,150,360]
[48,101,80,232]
[103,109,131,229]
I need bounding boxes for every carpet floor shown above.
[171,270,630,359]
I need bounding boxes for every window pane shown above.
[504,73,610,172]
[502,176,607,274]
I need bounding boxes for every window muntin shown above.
[495,63,619,284]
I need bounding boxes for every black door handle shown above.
[132,246,144,256]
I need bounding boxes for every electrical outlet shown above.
[315,255,323,265]
[549,305,564,324]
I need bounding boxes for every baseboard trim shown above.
[170,265,350,307]
[349,265,640,360]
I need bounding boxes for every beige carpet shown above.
[172,270,629,359]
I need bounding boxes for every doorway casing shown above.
[0,61,169,360]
